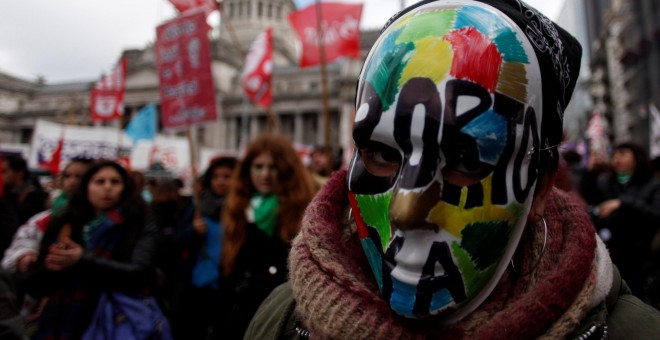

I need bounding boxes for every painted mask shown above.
[348,1,543,322]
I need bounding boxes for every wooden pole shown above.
[116,117,124,158]
[315,0,332,148]
[266,106,282,133]
[186,126,201,218]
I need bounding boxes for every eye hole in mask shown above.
[358,144,402,178]
[442,138,494,187]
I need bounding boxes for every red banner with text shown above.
[156,9,218,129]
[288,2,363,68]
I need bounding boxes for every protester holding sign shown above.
[161,156,237,340]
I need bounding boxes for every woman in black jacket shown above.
[580,142,660,302]
[25,160,160,339]
[216,134,316,339]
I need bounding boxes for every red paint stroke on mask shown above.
[446,27,502,93]
[348,192,370,239]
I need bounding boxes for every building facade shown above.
[0,0,381,165]
[582,0,660,151]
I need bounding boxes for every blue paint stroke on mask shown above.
[391,277,417,317]
[360,238,384,291]
[430,288,455,311]
[461,110,508,165]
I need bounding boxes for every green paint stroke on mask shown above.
[452,240,497,297]
[395,9,457,45]
[364,29,413,111]
[460,220,513,270]
[506,202,524,219]
[355,191,393,248]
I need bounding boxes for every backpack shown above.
[82,292,172,340]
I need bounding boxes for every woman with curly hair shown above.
[215,134,316,339]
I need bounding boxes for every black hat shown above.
[381,0,582,169]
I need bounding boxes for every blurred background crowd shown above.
[0,131,659,339]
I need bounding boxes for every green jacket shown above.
[245,266,660,339]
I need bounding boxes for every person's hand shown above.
[598,199,621,218]
[193,217,207,235]
[45,238,83,271]
[16,252,38,273]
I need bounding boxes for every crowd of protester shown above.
[1,133,660,339]
[1,131,660,339]
[0,133,336,339]
[1,0,660,334]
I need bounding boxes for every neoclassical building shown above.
[0,0,380,160]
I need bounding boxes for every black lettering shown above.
[413,241,466,315]
[444,79,492,127]
[394,78,442,189]
[513,107,539,202]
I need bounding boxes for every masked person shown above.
[246,1,660,339]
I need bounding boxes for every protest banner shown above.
[29,120,132,170]
[241,27,273,109]
[156,9,218,129]
[90,58,127,121]
[288,2,362,68]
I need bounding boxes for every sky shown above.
[0,0,565,84]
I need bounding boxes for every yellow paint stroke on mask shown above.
[428,176,516,238]
[400,37,452,87]
[495,61,528,103]
[389,15,412,32]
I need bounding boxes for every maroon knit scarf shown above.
[289,170,597,339]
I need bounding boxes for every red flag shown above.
[90,58,127,121]
[156,10,218,129]
[241,27,273,108]
[44,135,64,176]
[115,156,131,170]
[168,0,219,16]
[288,2,362,68]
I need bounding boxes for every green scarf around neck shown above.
[250,194,279,237]
[616,172,632,185]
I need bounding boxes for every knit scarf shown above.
[289,171,599,339]
[83,208,124,255]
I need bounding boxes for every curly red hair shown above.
[221,134,316,275]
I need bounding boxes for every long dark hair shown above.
[43,161,147,259]
[202,156,238,190]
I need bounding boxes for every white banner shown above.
[29,120,194,180]
[130,135,191,178]
[29,120,132,171]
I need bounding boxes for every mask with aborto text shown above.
[347,0,545,323]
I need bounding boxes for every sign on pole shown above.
[156,9,218,129]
